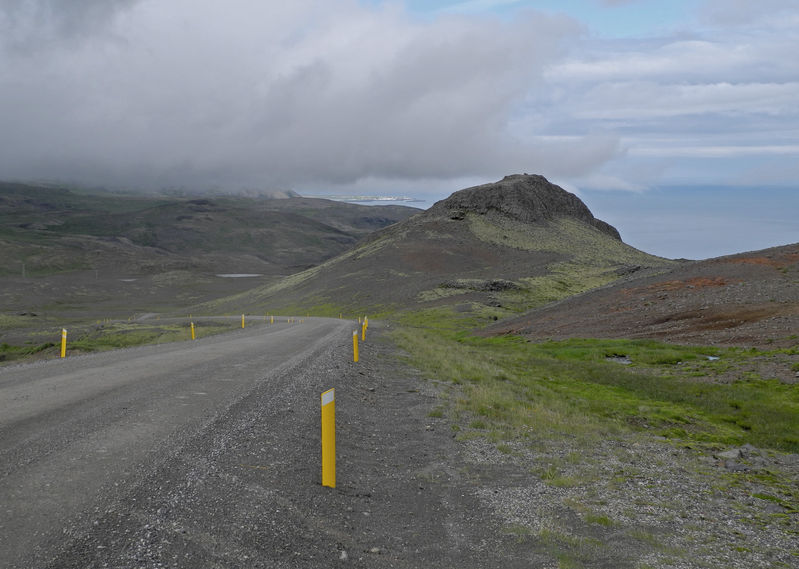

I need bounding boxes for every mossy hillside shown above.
[416,262,628,313]
[468,214,671,267]
[413,215,674,312]
[195,230,407,315]
[392,309,799,453]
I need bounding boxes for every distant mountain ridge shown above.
[0,181,420,315]
[0,181,420,275]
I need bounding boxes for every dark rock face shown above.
[428,174,621,240]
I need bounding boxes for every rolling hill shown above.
[202,174,676,316]
[0,181,420,317]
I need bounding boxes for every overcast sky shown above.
[1,0,797,259]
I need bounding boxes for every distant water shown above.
[303,194,430,207]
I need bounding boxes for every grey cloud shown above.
[0,1,612,191]
[0,0,139,52]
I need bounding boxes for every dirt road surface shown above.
[1,319,538,568]
[0,319,340,567]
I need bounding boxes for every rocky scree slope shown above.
[488,242,799,350]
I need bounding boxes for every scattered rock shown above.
[615,265,642,276]
[723,460,749,472]
[439,279,521,292]
[716,448,742,460]
[740,443,758,455]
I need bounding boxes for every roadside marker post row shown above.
[352,316,368,362]
[326,316,368,486]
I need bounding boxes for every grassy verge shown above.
[392,307,799,453]
[0,341,56,363]
[0,319,242,363]
[67,320,240,352]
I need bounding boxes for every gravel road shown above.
[0,318,353,568]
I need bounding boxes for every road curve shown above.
[0,317,350,568]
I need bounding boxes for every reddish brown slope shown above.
[488,244,799,348]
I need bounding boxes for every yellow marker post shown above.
[190,321,196,340]
[241,314,245,329]
[270,315,274,325]
[352,330,359,362]
[60,328,67,358]
[321,388,336,488]
[361,320,366,342]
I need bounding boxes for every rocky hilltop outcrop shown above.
[427,174,621,240]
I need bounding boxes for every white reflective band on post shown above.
[322,389,335,406]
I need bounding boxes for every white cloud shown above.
[548,35,799,85]
[533,1,799,194]
[571,81,799,120]
[630,144,799,158]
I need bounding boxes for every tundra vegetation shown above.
[393,308,798,453]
